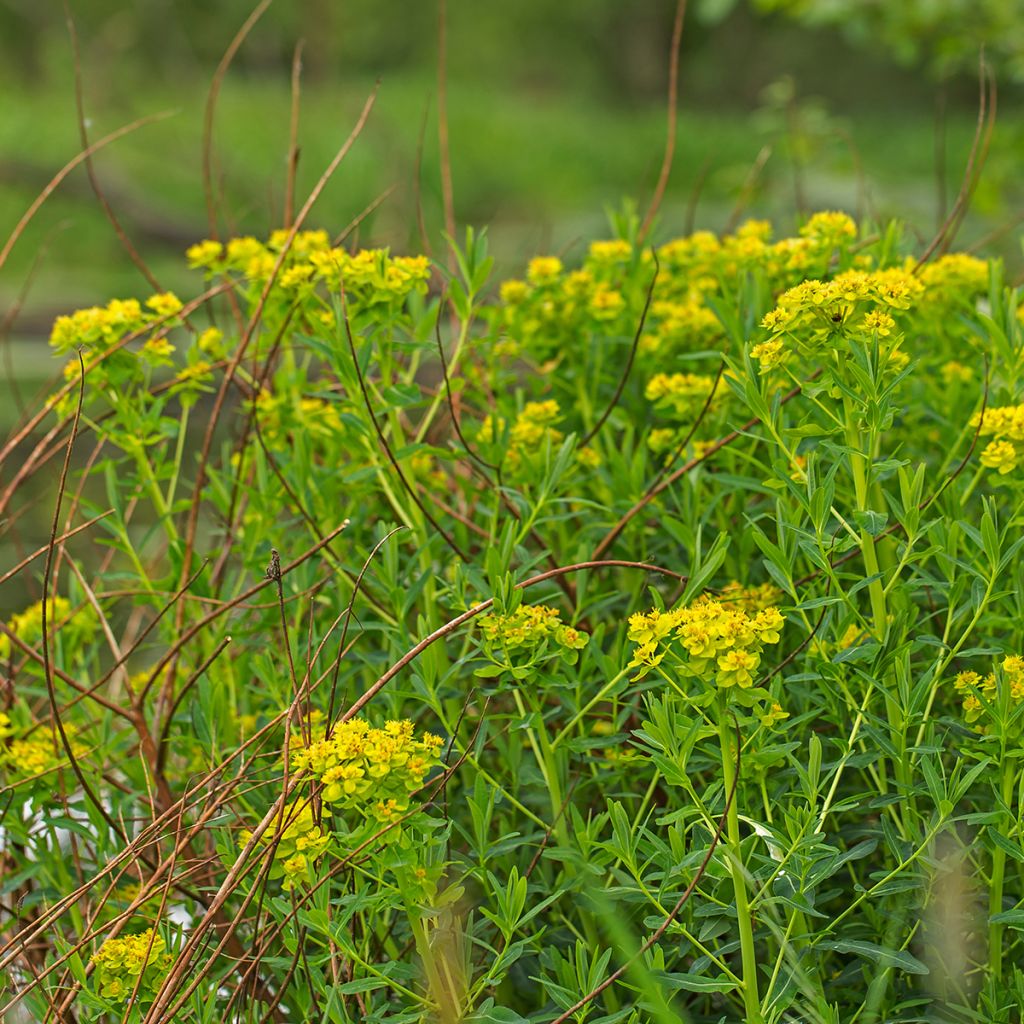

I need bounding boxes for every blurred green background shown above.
[0,0,1022,413]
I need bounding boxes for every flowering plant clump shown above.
[90,928,175,1003]
[477,602,589,664]
[291,719,443,820]
[9,176,1024,1024]
[628,594,785,708]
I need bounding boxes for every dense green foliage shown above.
[3,202,1024,1023]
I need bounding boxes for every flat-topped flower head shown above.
[291,718,442,810]
[91,928,174,1002]
[626,592,785,703]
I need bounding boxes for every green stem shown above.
[989,755,1016,982]
[718,695,763,1024]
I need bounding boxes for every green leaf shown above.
[818,939,929,975]
[657,971,736,992]
[990,910,1024,928]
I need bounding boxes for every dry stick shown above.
[64,2,163,293]
[414,98,435,257]
[593,375,816,560]
[967,207,1024,255]
[916,54,993,269]
[0,724,270,976]
[0,513,112,588]
[723,144,772,235]
[549,716,741,1024]
[325,526,406,728]
[244,385,391,623]
[144,560,684,1022]
[340,286,471,561]
[205,302,300,596]
[202,0,274,238]
[683,155,712,236]
[0,223,69,421]
[580,253,659,448]
[156,636,234,766]
[937,67,997,259]
[0,111,172,276]
[428,307,581,602]
[0,625,130,721]
[150,519,351,710]
[934,85,948,229]
[224,734,491,1013]
[335,184,398,245]
[433,293,500,473]
[637,0,687,245]
[39,353,128,846]
[267,548,305,740]
[437,0,456,262]
[37,784,256,1021]
[284,39,305,230]
[142,793,320,1024]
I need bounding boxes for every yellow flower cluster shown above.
[0,596,94,660]
[187,231,431,309]
[970,404,1024,476]
[496,213,877,366]
[751,267,923,374]
[477,603,590,655]
[0,718,88,780]
[254,388,346,448]
[291,719,443,821]
[91,928,174,1002]
[953,655,1024,724]
[918,253,990,304]
[644,372,721,420]
[49,294,183,354]
[241,802,330,890]
[627,594,784,693]
[642,300,721,355]
[717,581,784,613]
[478,400,563,471]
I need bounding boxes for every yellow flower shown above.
[526,256,563,284]
[800,210,857,246]
[185,239,224,269]
[751,338,785,372]
[717,648,760,688]
[940,360,973,385]
[91,928,174,1002]
[141,336,175,362]
[588,239,632,262]
[500,279,529,305]
[980,440,1018,475]
[863,310,895,336]
[589,287,625,320]
[145,293,183,318]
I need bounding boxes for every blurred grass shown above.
[0,66,1014,336]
